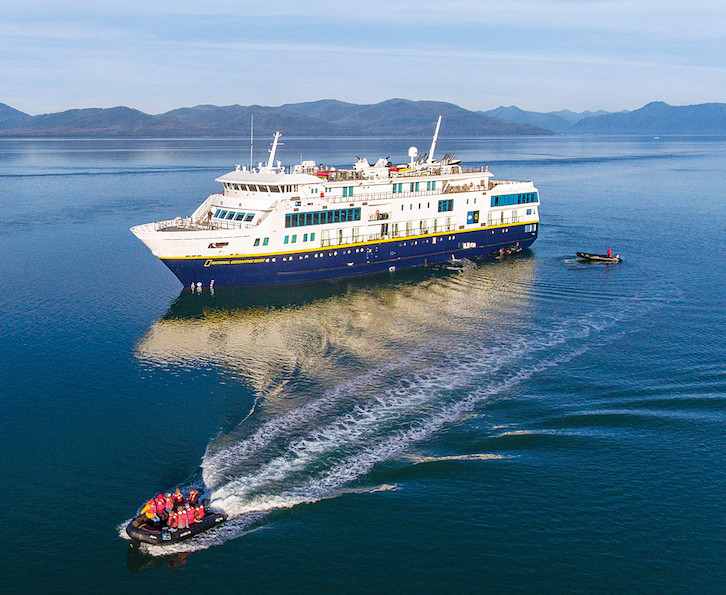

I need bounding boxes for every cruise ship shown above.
[131,117,540,287]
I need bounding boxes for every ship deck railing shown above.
[319,224,458,247]
[288,179,532,206]
[318,216,529,247]
[316,165,475,181]
[154,217,254,232]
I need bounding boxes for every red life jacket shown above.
[186,507,195,524]
[178,512,188,529]
[164,495,172,510]
[141,498,154,515]
[195,506,205,521]
[172,491,183,505]
[168,512,178,529]
[146,500,157,516]
[155,495,165,512]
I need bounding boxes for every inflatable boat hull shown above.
[126,511,227,545]
[576,251,622,263]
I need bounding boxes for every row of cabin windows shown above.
[214,209,255,222]
[284,233,316,244]
[400,199,451,212]
[253,238,270,246]
[491,192,538,207]
[392,181,437,194]
[224,183,299,193]
[285,208,361,228]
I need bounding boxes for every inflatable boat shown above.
[126,504,227,545]
[576,251,622,263]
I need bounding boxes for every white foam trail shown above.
[144,289,669,555]
[202,346,437,487]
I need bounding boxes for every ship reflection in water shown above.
[136,257,537,416]
[133,256,538,551]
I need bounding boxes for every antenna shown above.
[249,114,254,170]
[427,115,442,164]
[266,131,281,171]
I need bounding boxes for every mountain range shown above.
[0,99,724,137]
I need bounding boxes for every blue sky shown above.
[2,0,724,115]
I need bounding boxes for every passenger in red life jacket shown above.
[172,488,184,507]
[164,493,173,511]
[155,494,167,521]
[186,505,195,526]
[607,248,612,258]
[167,510,178,532]
[189,489,200,506]
[194,505,205,522]
[176,507,188,530]
[141,498,159,524]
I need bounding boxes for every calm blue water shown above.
[1,135,725,593]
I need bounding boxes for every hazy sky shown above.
[2,0,724,115]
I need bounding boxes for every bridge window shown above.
[491,192,538,207]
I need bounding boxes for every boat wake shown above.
[136,285,672,556]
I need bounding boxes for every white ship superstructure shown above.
[131,118,539,287]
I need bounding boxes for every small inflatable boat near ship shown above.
[576,251,622,263]
[126,501,227,545]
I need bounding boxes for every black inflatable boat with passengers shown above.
[126,502,227,545]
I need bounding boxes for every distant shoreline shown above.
[1,99,725,137]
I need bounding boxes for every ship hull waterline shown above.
[160,224,537,287]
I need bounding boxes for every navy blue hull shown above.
[163,224,537,287]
